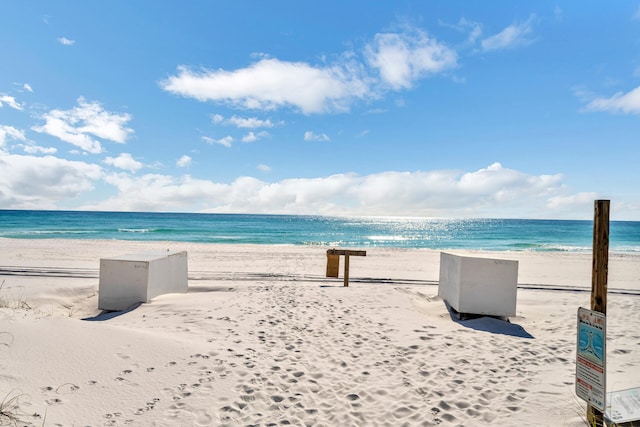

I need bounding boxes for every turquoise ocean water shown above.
[1,210,639,253]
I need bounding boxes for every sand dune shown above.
[1,238,639,426]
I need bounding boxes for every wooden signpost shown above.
[588,199,610,426]
[326,249,366,287]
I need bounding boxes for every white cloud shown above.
[0,126,56,154]
[634,5,640,21]
[457,162,560,201]
[481,15,537,52]
[86,173,223,212]
[104,153,143,172]
[439,18,483,46]
[229,116,274,128]
[365,28,457,89]
[191,163,567,217]
[177,155,192,168]
[242,131,269,143]
[79,163,584,218]
[58,37,75,45]
[160,25,459,115]
[11,82,33,93]
[461,18,483,44]
[161,58,369,114]
[304,131,330,142]
[212,114,276,129]
[0,154,102,209]
[21,144,57,155]
[242,132,257,143]
[583,86,640,114]
[202,135,233,147]
[546,192,598,211]
[0,158,603,218]
[32,97,133,154]
[0,125,27,148]
[0,94,24,111]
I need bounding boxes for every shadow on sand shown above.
[187,285,236,293]
[445,302,535,339]
[82,302,142,321]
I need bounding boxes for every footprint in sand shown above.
[346,393,360,401]
[104,412,123,420]
[392,406,412,419]
[56,383,80,394]
[441,413,457,422]
[194,409,213,424]
[133,397,160,415]
[480,390,498,400]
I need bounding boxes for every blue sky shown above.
[1,1,640,220]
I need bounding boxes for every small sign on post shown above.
[325,249,366,287]
[576,307,607,412]
[326,253,340,278]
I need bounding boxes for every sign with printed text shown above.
[606,387,640,424]
[576,307,606,411]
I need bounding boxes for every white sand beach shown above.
[1,238,639,426]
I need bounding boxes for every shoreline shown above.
[3,233,640,254]
[2,237,639,290]
[3,212,640,254]
[1,238,639,426]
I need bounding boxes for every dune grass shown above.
[0,390,27,426]
[0,281,31,312]
[1,281,34,426]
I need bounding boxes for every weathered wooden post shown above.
[344,252,350,287]
[588,199,609,426]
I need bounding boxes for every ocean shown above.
[1,210,639,253]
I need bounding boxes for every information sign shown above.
[606,387,640,424]
[576,307,606,411]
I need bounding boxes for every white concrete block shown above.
[438,252,518,317]
[98,251,188,311]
